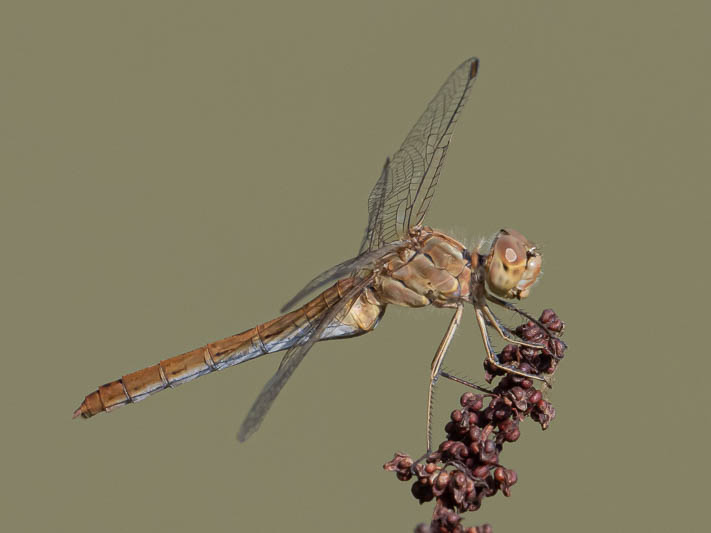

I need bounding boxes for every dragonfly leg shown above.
[474,306,550,386]
[427,304,464,453]
[481,304,546,350]
[485,294,567,352]
[439,371,495,395]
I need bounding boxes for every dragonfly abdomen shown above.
[73,279,385,419]
[73,333,272,419]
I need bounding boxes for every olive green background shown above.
[2,1,709,532]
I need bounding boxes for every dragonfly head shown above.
[485,229,542,300]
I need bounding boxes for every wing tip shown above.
[468,58,480,80]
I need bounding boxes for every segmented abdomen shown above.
[73,278,385,419]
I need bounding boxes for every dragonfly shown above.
[74,57,559,451]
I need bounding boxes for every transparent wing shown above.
[238,275,374,442]
[358,157,392,254]
[359,57,479,254]
[281,58,478,310]
[280,242,401,312]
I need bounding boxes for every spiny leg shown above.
[481,304,546,350]
[474,306,550,385]
[486,293,567,353]
[440,371,495,394]
[426,304,463,453]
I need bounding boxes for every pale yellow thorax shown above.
[375,229,472,308]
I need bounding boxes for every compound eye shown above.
[496,235,527,269]
[517,251,542,299]
[487,235,528,296]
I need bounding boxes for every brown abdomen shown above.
[73,279,385,419]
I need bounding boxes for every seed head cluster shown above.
[384,309,567,533]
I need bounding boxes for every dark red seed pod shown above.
[465,478,475,493]
[509,387,525,401]
[505,428,520,442]
[460,392,475,407]
[399,457,413,469]
[481,408,495,423]
[498,418,513,432]
[469,442,481,457]
[553,338,565,356]
[508,373,524,384]
[488,396,502,408]
[494,408,509,420]
[396,470,412,481]
[453,471,467,488]
[499,346,516,364]
[435,471,450,490]
[413,483,434,503]
[469,501,483,513]
[473,464,490,479]
[540,309,555,323]
[469,396,484,411]
[514,377,530,390]
[439,440,454,453]
[549,318,563,332]
[384,453,412,473]
[452,442,469,458]
[527,389,542,404]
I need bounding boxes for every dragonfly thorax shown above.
[484,229,542,300]
[374,228,473,308]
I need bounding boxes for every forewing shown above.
[359,57,479,254]
[238,275,374,442]
[279,242,401,312]
[358,157,392,254]
[282,58,478,310]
